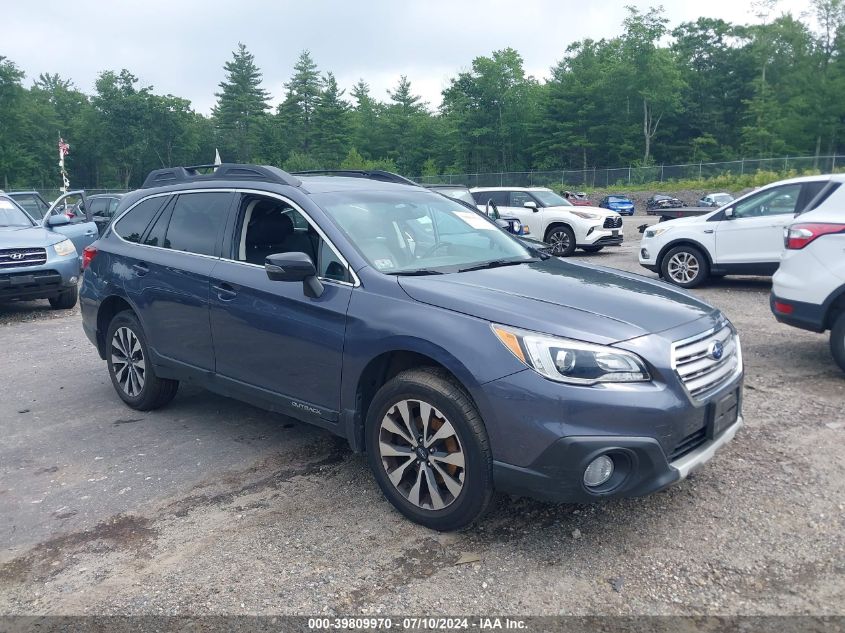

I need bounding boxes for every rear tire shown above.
[580,245,603,253]
[831,311,845,373]
[545,225,577,257]
[661,245,709,288]
[49,285,78,310]
[365,367,493,531]
[106,310,179,410]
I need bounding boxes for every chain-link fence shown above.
[415,155,843,189]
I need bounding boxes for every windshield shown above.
[434,188,476,206]
[713,194,733,204]
[531,190,572,207]
[608,196,630,203]
[0,198,35,227]
[314,190,533,274]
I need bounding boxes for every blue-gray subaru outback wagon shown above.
[80,164,743,531]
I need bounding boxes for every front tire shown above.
[106,310,179,410]
[365,368,493,531]
[49,285,78,310]
[546,225,577,257]
[831,311,845,373]
[661,245,709,288]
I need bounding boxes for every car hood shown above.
[0,226,63,247]
[397,258,719,345]
[547,205,619,218]
[609,201,634,208]
[656,210,720,228]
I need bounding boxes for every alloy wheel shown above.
[378,399,465,510]
[548,230,571,255]
[110,327,146,397]
[667,251,700,284]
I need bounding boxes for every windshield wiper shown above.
[457,258,536,273]
[387,269,446,276]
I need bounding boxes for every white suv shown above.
[471,187,622,256]
[639,175,838,287]
[771,187,845,372]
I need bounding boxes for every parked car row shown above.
[639,174,845,373]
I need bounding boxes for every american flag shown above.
[58,138,70,157]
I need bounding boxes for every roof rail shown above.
[141,163,302,189]
[290,169,421,187]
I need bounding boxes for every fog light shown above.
[641,248,650,259]
[69,276,78,284]
[584,455,614,487]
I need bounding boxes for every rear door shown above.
[118,191,234,371]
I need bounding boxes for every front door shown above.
[209,193,353,417]
[714,183,805,265]
[45,192,98,260]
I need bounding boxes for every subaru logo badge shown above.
[708,340,724,361]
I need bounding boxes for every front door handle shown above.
[132,262,149,276]
[212,282,238,301]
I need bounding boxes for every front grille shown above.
[672,324,741,401]
[0,247,47,269]
[670,427,707,461]
[0,269,63,296]
[603,216,623,229]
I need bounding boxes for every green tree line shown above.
[2,2,845,190]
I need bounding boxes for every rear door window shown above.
[162,192,233,256]
[473,191,508,206]
[114,196,168,243]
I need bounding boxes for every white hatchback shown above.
[471,187,622,257]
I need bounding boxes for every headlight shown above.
[571,210,601,220]
[491,324,650,385]
[53,239,77,257]
[644,226,672,239]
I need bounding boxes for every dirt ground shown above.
[1,216,843,616]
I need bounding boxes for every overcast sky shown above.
[4,0,812,114]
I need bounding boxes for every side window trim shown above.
[225,189,359,288]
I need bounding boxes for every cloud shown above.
[3,0,813,114]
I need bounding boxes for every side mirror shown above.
[523,201,538,211]
[724,207,735,219]
[47,213,71,227]
[494,219,510,230]
[265,252,324,298]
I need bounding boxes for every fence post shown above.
[785,156,789,171]
[699,162,702,180]
[660,165,664,182]
[628,166,631,184]
[740,159,744,176]
[833,155,837,172]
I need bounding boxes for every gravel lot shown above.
[1,214,844,616]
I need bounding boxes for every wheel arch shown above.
[543,221,574,241]
[348,343,486,453]
[656,239,713,273]
[823,282,845,329]
[95,295,138,359]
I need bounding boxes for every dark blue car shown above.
[599,194,636,215]
[80,164,744,530]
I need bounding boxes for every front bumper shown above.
[580,226,623,247]
[0,255,79,301]
[493,415,743,503]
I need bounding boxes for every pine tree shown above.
[278,50,322,154]
[212,43,270,162]
[312,72,350,167]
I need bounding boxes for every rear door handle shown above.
[132,262,149,276]
[212,282,238,301]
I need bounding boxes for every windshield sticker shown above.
[373,258,395,270]
[455,211,495,230]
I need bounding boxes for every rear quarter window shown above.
[113,196,168,243]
